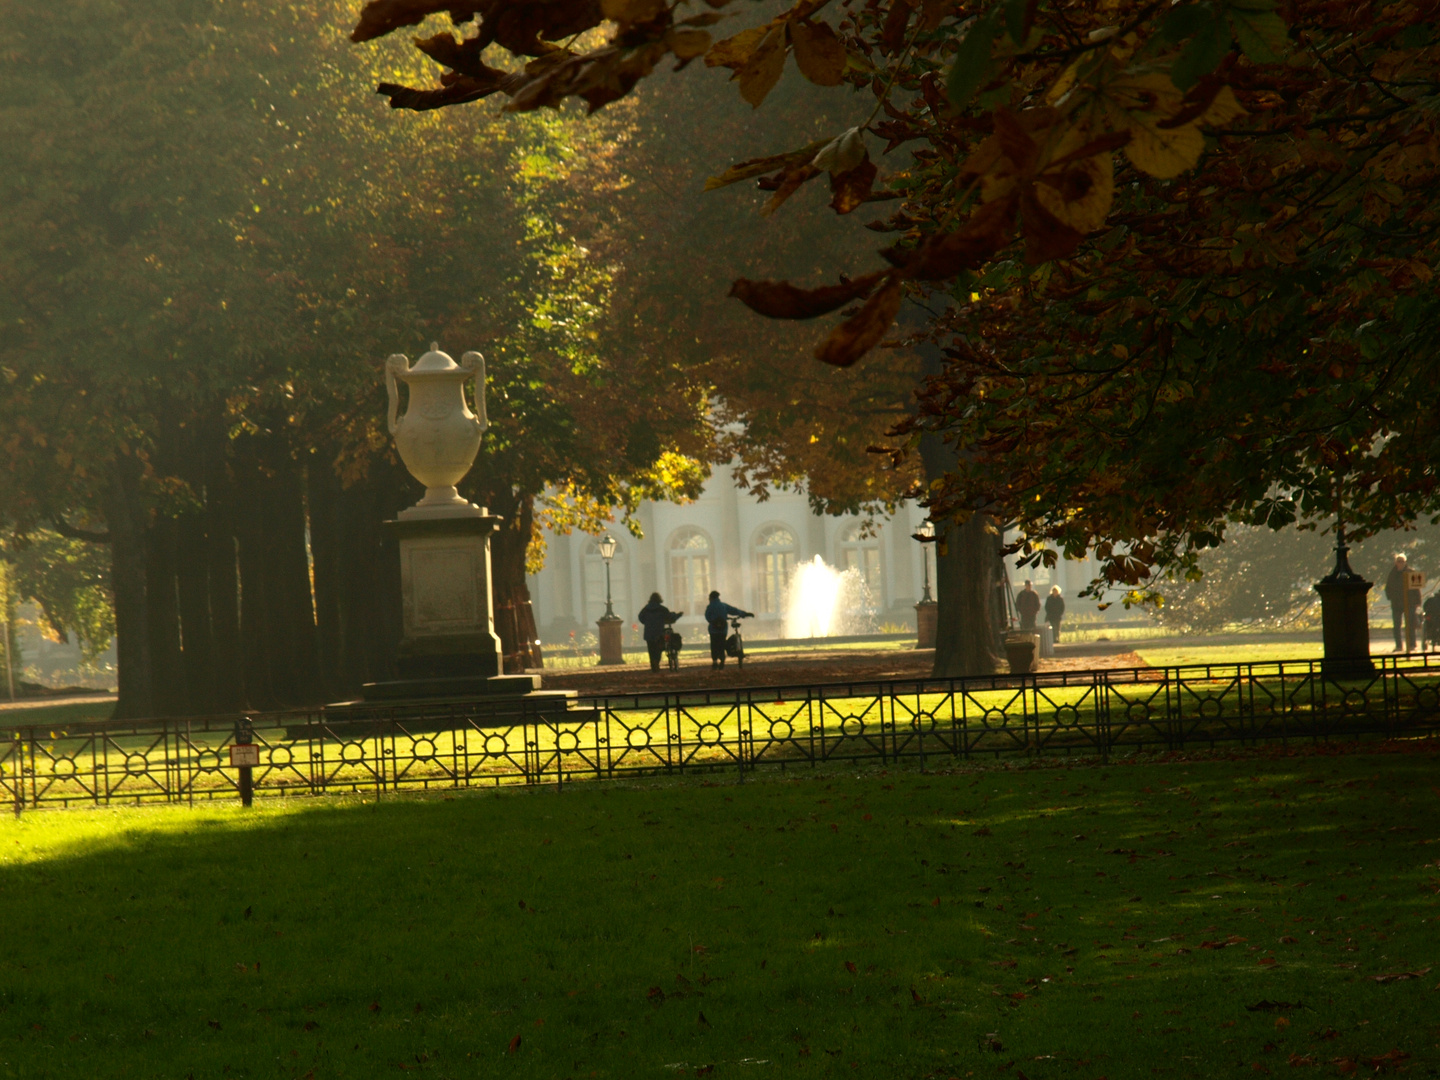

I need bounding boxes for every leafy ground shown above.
[2,746,1438,1079]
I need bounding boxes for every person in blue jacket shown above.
[704,591,752,669]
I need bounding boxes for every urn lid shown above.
[410,342,460,374]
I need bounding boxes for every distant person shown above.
[1015,580,1041,631]
[1385,554,1419,652]
[704,590,752,669]
[1424,589,1440,653]
[637,592,682,672]
[1044,585,1065,642]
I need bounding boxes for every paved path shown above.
[0,694,114,713]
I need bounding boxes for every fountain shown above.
[783,556,875,639]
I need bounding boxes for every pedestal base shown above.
[915,601,937,649]
[597,615,624,665]
[1316,573,1374,682]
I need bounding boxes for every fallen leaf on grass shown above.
[508,1034,522,1053]
[1369,967,1431,983]
[844,961,856,973]
[1286,1054,1315,1066]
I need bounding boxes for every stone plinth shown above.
[1316,574,1375,679]
[390,513,504,680]
[597,615,624,665]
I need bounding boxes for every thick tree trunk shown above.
[920,432,1002,677]
[144,513,186,715]
[486,490,542,672]
[105,462,153,719]
[174,426,215,715]
[308,456,345,700]
[205,449,245,711]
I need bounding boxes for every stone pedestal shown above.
[1004,632,1039,674]
[915,600,938,649]
[597,615,624,665]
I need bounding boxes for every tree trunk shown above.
[308,455,345,701]
[105,462,153,719]
[920,431,1002,678]
[205,448,245,711]
[486,489,542,672]
[145,513,187,715]
[174,426,215,714]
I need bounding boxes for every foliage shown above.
[347,0,1440,598]
[0,530,114,660]
[3,753,1440,1073]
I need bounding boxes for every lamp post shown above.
[596,533,624,665]
[912,519,938,649]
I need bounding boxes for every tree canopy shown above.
[350,0,1440,598]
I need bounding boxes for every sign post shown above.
[230,719,257,807]
[1405,571,1426,652]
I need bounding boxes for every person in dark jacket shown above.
[1385,554,1419,652]
[1424,589,1440,653]
[1044,586,1066,642]
[637,593,681,672]
[704,590,752,669]
[1015,580,1041,631]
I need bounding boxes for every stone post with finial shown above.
[1314,518,1375,680]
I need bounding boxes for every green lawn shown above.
[2,747,1438,1078]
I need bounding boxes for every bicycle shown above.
[725,615,748,669]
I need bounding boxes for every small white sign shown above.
[229,744,261,768]
[1407,570,1426,589]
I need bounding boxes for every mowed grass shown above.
[2,749,1440,1078]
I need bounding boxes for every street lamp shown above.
[598,533,618,619]
[915,519,935,603]
[596,533,624,665]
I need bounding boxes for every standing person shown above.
[1044,586,1066,643]
[637,593,681,672]
[1423,588,1440,653]
[704,590,752,669]
[1386,554,1418,652]
[1015,580,1041,631]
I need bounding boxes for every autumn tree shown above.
[346,0,1440,671]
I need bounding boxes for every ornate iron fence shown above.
[2,654,1438,810]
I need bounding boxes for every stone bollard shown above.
[915,600,938,649]
[597,615,624,665]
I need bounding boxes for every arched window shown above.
[667,528,712,616]
[753,525,797,616]
[839,523,882,605]
[582,539,628,625]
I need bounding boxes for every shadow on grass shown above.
[1,745,1438,1078]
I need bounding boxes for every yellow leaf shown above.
[601,0,665,22]
[706,24,773,70]
[1102,72,1201,178]
[666,28,712,61]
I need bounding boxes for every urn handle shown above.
[461,351,488,433]
[384,354,409,436]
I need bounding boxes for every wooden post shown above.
[231,718,256,807]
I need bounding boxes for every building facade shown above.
[527,466,1106,643]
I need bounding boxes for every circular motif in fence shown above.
[196,749,222,772]
[1124,701,1151,723]
[768,719,794,741]
[411,739,436,761]
[1053,705,1080,727]
[50,756,77,778]
[840,716,866,737]
[124,752,148,776]
[340,742,366,765]
[1199,697,1224,719]
[484,734,508,755]
[626,727,652,749]
[697,723,723,747]
[983,708,1008,727]
[913,713,937,736]
[556,730,581,753]
[1343,689,1367,714]
[1417,686,1440,712]
[269,745,293,768]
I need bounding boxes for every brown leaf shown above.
[844,961,857,973]
[993,107,1040,173]
[761,163,821,216]
[880,0,915,54]
[1369,966,1431,983]
[829,159,877,214]
[814,276,903,367]
[666,28,712,61]
[706,24,773,69]
[729,272,885,319]
[352,1,485,43]
[790,20,846,86]
[704,140,830,191]
[1019,188,1084,263]
[508,1033,522,1053]
[896,195,1016,280]
[601,0,664,23]
[736,24,787,107]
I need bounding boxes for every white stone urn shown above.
[386,343,487,519]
